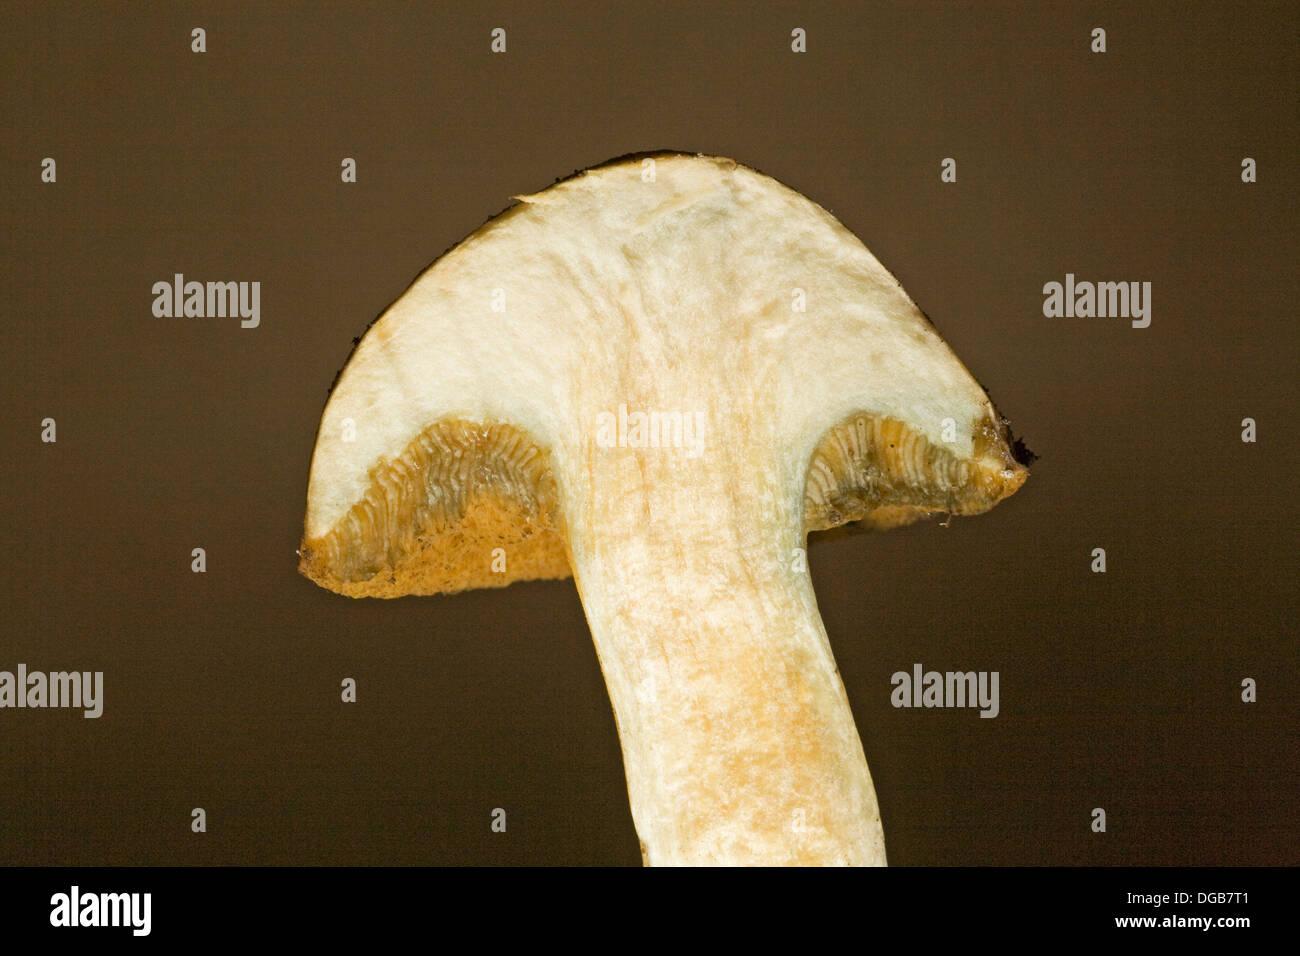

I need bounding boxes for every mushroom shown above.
[298,152,1028,865]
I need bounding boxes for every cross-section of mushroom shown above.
[298,152,1029,866]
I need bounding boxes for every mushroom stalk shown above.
[568,436,884,865]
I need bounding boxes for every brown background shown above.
[2,1,1295,865]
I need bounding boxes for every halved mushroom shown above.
[299,152,1028,866]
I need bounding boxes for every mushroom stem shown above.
[565,436,885,866]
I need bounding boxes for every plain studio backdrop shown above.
[1,1,1295,865]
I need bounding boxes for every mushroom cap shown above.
[299,152,1027,597]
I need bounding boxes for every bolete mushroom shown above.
[299,152,1028,866]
